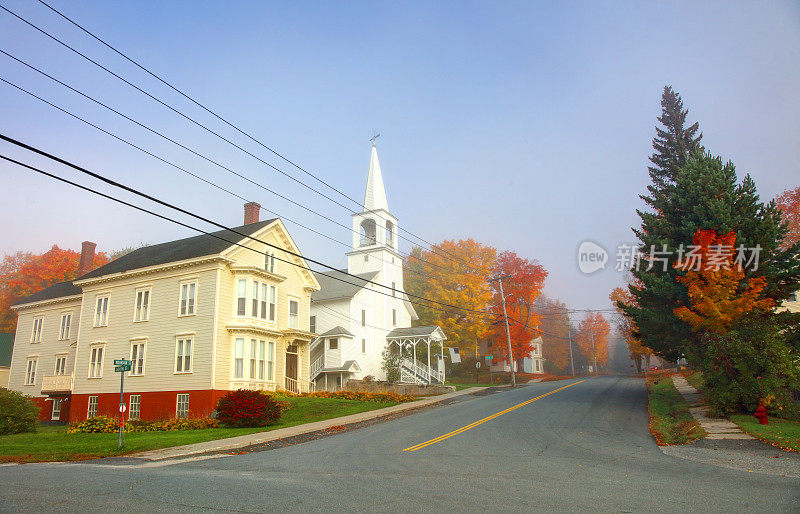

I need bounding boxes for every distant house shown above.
[7,204,320,422]
[489,337,545,374]
[781,291,800,314]
[0,333,12,388]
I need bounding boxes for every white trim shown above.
[88,343,105,378]
[129,339,147,376]
[133,287,151,323]
[30,316,44,344]
[58,310,73,340]
[174,336,194,374]
[178,279,198,317]
[93,294,110,327]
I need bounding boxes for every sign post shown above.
[114,358,131,449]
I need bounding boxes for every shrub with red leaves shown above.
[215,390,282,428]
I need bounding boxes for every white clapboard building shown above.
[309,144,446,390]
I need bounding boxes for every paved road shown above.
[1,376,798,512]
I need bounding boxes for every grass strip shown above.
[0,396,397,463]
[647,373,705,445]
[730,415,800,452]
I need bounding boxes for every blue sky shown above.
[1,0,798,313]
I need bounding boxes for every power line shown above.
[0,51,461,280]
[4,2,481,273]
[0,75,440,284]
[0,135,507,320]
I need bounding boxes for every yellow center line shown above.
[402,380,586,452]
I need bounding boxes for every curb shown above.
[129,386,503,461]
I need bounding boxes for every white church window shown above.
[360,219,377,247]
[385,221,394,248]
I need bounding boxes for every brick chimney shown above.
[77,241,96,276]
[244,202,261,225]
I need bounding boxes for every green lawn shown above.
[447,383,496,391]
[647,373,705,445]
[730,415,800,452]
[0,396,397,463]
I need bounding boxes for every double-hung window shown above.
[180,281,197,316]
[176,337,192,373]
[54,355,67,375]
[87,396,98,418]
[260,283,268,320]
[94,295,109,327]
[310,316,316,333]
[267,341,275,380]
[176,394,189,418]
[258,340,265,380]
[236,279,247,316]
[130,341,145,375]
[134,288,150,322]
[129,395,141,420]
[268,286,276,322]
[288,299,299,329]
[31,317,43,343]
[249,339,257,379]
[265,252,276,273]
[234,338,244,379]
[59,312,71,340]
[89,346,104,378]
[252,281,260,317]
[24,358,37,385]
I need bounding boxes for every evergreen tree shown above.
[624,87,800,360]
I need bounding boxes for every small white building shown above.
[490,337,545,374]
[309,144,445,389]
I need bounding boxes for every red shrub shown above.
[215,390,282,428]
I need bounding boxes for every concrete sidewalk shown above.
[131,386,500,461]
[671,375,753,440]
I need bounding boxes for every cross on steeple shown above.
[369,132,380,146]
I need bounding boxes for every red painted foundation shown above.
[69,389,228,422]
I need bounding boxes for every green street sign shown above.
[114,359,131,366]
[115,364,131,372]
[485,355,493,360]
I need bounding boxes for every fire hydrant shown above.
[754,403,768,425]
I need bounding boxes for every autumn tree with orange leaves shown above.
[673,229,773,334]
[488,251,547,362]
[609,284,653,373]
[574,313,610,371]
[0,245,109,332]
[404,240,497,354]
[776,185,800,249]
[534,295,573,373]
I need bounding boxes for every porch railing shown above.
[284,376,315,394]
[41,374,73,394]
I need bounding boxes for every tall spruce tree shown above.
[626,86,704,359]
[624,86,800,360]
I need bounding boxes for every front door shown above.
[285,352,298,380]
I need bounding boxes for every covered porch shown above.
[386,326,447,384]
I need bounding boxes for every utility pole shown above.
[591,333,598,376]
[566,321,575,377]
[491,275,515,387]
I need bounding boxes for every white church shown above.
[309,143,447,390]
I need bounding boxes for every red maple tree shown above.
[489,251,548,361]
[0,245,109,332]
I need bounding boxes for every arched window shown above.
[360,219,377,247]
[385,221,395,248]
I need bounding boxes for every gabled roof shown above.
[318,326,354,338]
[79,219,277,280]
[312,269,380,302]
[319,360,361,373]
[13,219,280,308]
[386,326,446,340]
[12,281,82,307]
[0,333,13,367]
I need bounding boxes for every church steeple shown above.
[363,143,389,212]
